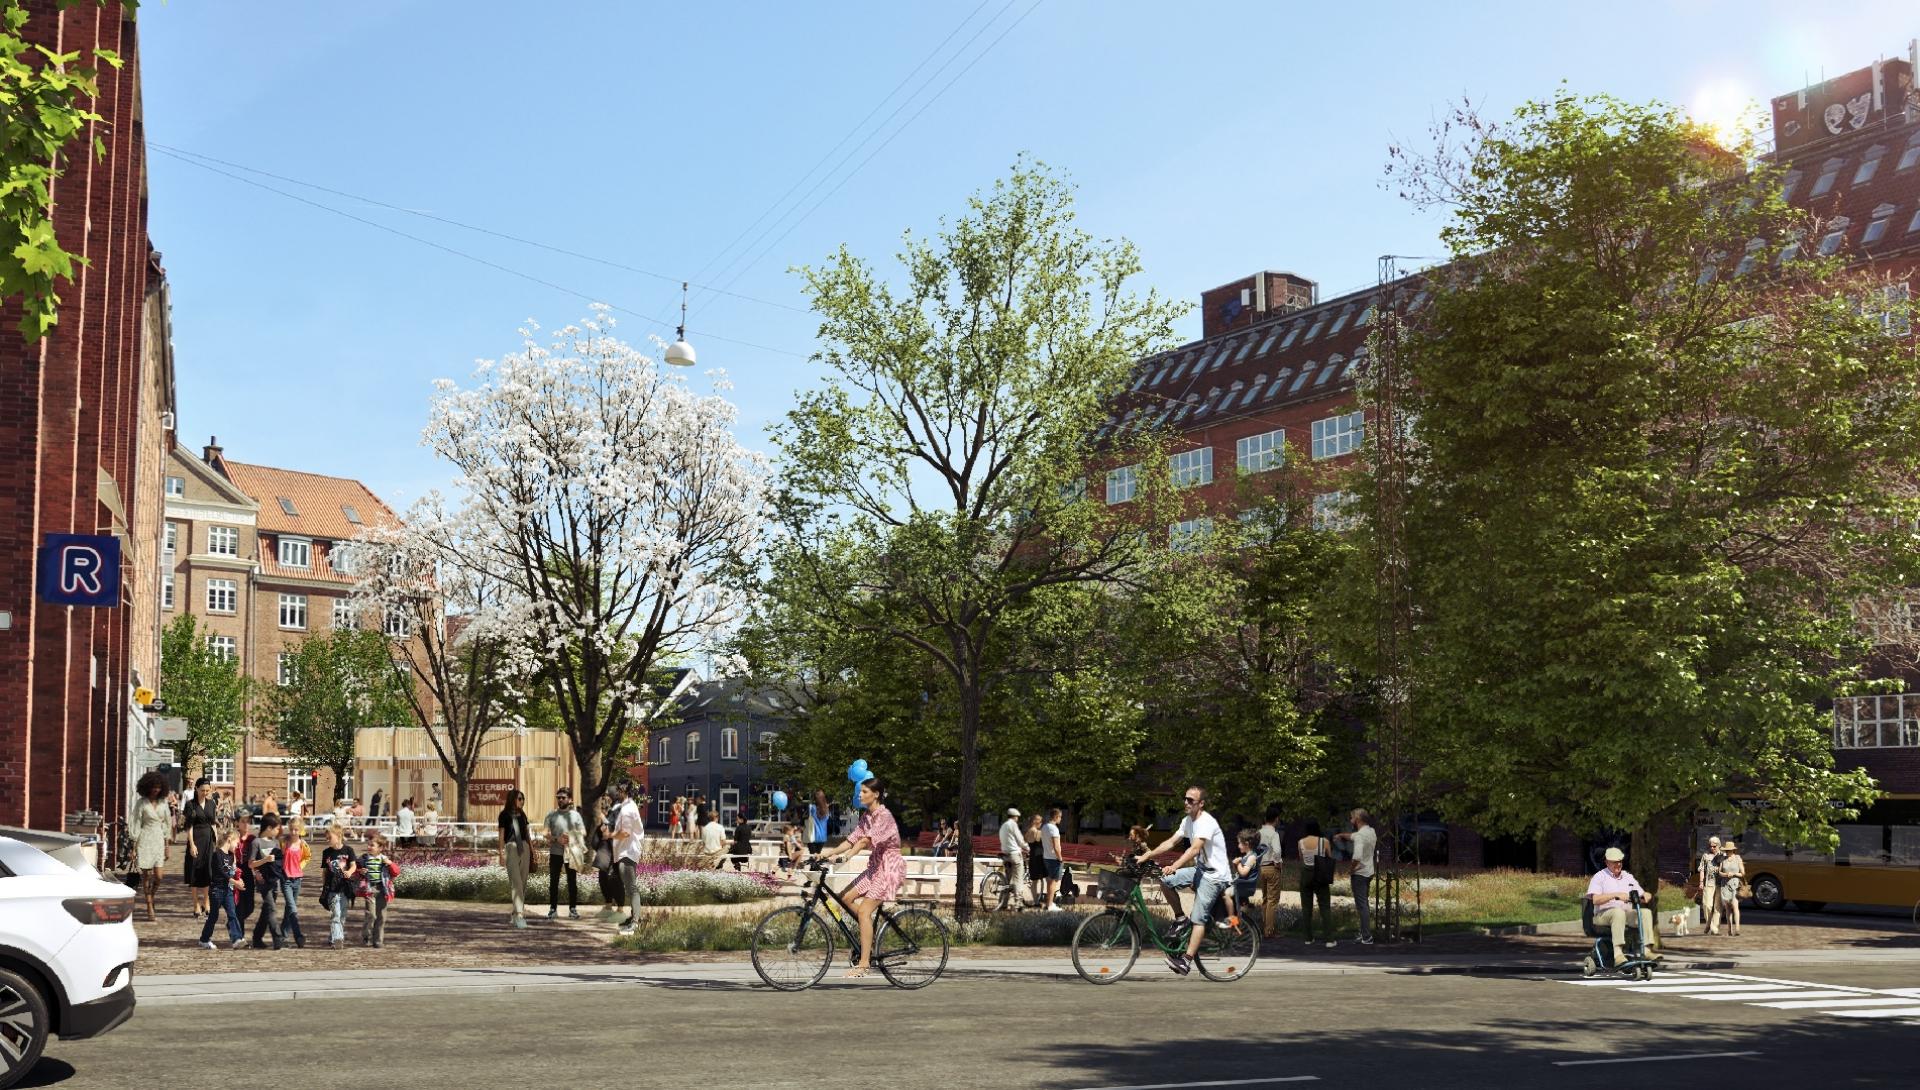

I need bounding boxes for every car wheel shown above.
[0,966,51,1090]
[1748,874,1785,911]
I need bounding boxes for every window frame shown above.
[206,635,236,662]
[278,536,312,569]
[165,476,185,497]
[1310,411,1365,460]
[207,525,238,557]
[206,756,235,784]
[1832,693,1920,749]
[278,593,308,630]
[686,731,701,763]
[1236,428,1286,474]
[206,578,237,614]
[721,727,739,760]
[1105,464,1140,505]
[1168,446,1214,489]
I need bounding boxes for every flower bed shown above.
[393,858,778,906]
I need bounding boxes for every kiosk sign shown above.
[36,534,121,607]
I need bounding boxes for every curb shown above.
[1394,958,1740,976]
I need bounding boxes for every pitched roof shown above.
[1770,110,1920,263]
[220,460,400,542]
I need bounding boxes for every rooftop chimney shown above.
[1200,272,1317,338]
[203,435,223,464]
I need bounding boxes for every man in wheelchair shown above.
[1585,846,1661,970]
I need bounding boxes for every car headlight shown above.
[63,898,134,925]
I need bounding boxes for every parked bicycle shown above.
[1070,857,1258,984]
[751,859,951,990]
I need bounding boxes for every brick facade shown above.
[0,3,161,831]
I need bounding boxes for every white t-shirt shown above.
[1179,811,1230,879]
[700,820,726,854]
[287,799,305,818]
[1041,822,1061,861]
[997,818,1024,857]
[613,799,645,864]
[1349,824,1378,879]
[395,806,415,837]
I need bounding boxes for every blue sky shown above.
[142,1,1917,507]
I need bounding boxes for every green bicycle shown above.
[1070,858,1259,984]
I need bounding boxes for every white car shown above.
[0,834,138,1088]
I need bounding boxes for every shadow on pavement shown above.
[15,1059,75,1087]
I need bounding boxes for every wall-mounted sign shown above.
[467,778,517,807]
[153,717,189,743]
[35,533,121,607]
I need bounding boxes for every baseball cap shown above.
[1603,847,1625,862]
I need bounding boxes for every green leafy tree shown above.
[768,159,1187,919]
[0,0,126,340]
[1378,91,1920,878]
[157,614,248,778]
[263,628,413,800]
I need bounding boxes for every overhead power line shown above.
[152,147,808,358]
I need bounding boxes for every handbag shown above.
[1310,838,1335,887]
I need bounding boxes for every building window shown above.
[333,599,357,630]
[206,578,237,613]
[1833,693,1920,749]
[278,594,308,630]
[1871,283,1912,336]
[1816,218,1850,257]
[686,732,701,762]
[329,543,357,576]
[206,635,236,662]
[1311,412,1364,460]
[1169,447,1214,489]
[1236,428,1286,474]
[277,652,298,687]
[1105,464,1139,505]
[721,727,739,760]
[760,732,777,759]
[655,798,672,824]
[278,537,311,568]
[1169,517,1214,552]
[384,609,410,639]
[206,756,235,784]
[1808,158,1843,198]
[1058,477,1086,505]
[164,522,178,555]
[165,476,184,497]
[207,526,237,556]
[1853,145,1885,185]
[655,736,670,765]
[1313,491,1354,531]
[162,573,174,610]
[1899,131,1920,172]
[1862,215,1892,246]
[287,769,314,800]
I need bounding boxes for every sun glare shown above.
[1690,76,1762,147]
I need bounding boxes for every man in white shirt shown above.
[699,807,727,866]
[996,807,1028,909]
[610,782,646,935]
[1334,807,1378,945]
[1132,785,1230,976]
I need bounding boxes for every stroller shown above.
[1579,891,1658,980]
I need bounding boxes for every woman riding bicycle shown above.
[816,777,904,979]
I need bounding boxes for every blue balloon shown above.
[847,758,869,783]
[851,768,875,810]
[772,790,788,812]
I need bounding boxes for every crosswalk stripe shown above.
[1754,997,1920,1009]
[1684,989,1854,1001]
[1832,1006,1920,1020]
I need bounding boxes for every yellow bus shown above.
[1697,795,1920,917]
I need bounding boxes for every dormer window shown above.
[1809,157,1844,198]
[1779,170,1802,202]
[1862,204,1898,246]
[1734,238,1766,276]
[1816,217,1851,257]
[278,536,311,569]
[1854,145,1887,185]
[1899,130,1920,172]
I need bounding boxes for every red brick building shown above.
[1102,51,1920,863]
[0,3,168,831]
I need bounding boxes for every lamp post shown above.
[664,282,697,368]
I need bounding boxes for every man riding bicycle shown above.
[1132,784,1231,977]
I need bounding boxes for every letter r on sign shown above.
[59,544,105,595]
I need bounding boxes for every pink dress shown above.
[845,804,906,903]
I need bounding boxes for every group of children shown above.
[198,813,401,951]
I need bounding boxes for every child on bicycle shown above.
[1227,828,1263,921]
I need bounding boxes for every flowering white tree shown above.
[350,495,536,821]
[420,307,766,812]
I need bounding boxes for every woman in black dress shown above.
[181,777,217,919]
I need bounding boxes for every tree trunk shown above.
[953,679,982,924]
[1631,824,1660,901]
[1534,828,1553,874]
[452,771,470,823]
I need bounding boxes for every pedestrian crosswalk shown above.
[1561,970,1920,1023]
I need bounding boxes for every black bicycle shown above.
[751,859,951,990]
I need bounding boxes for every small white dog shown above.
[1668,910,1691,936]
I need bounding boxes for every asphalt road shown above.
[31,958,1915,1089]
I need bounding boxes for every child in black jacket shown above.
[198,829,245,949]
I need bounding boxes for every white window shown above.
[1853,145,1885,185]
[1833,693,1920,749]
[206,756,235,784]
[162,573,174,610]
[1871,282,1912,336]
[277,652,298,687]
[278,594,308,630]
[207,525,237,556]
[1105,464,1140,505]
[206,635,236,662]
[206,578,236,613]
[1169,517,1214,552]
[721,727,739,760]
[760,731,777,759]
[278,536,311,568]
[165,476,184,497]
[329,543,357,576]
[1169,447,1214,489]
[655,736,670,765]
[384,608,410,639]
[1236,428,1286,474]
[1058,478,1086,505]
[686,732,701,762]
[1311,412,1365,460]
[1816,218,1850,257]
[1808,158,1842,198]
[1312,491,1355,531]
[333,599,357,630]
[287,769,315,800]
[655,798,672,824]
[164,522,178,555]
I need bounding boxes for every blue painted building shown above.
[645,678,797,827]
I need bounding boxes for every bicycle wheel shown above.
[751,906,835,991]
[875,906,949,989]
[1071,909,1141,984]
[1195,914,1259,982]
[977,871,1009,914]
